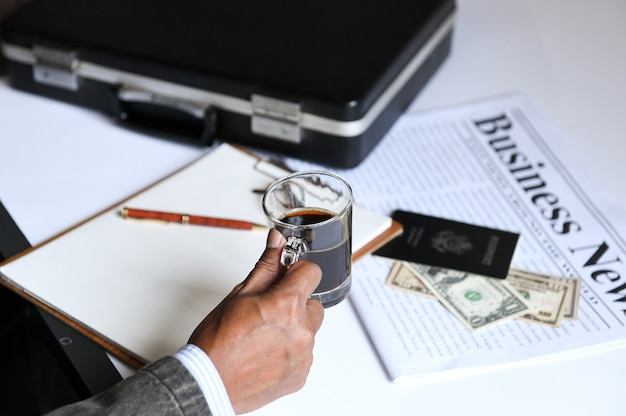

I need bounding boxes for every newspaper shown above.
[285,93,626,382]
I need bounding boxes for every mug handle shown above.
[281,236,307,268]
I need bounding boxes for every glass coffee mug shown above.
[262,170,353,308]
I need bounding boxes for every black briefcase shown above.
[1,0,455,168]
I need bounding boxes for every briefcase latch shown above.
[32,45,79,91]
[251,95,301,143]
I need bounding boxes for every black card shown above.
[373,210,519,279]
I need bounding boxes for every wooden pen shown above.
[120,207,266,230]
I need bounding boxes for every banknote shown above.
[506,271,571,327]
[405,263,532,332]
[510,268,580,320]
[384,261,437,299]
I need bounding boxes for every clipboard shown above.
[0,143,401,368]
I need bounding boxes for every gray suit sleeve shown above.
[46,356,212,416]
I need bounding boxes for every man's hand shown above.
[189,229,325,414]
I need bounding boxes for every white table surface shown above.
[1,0,625,414]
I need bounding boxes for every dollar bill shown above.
[384,261,437,299]
[506,271,570,327]
[405,263,532,332]
[510,268,580,320]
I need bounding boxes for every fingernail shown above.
[266,228,284,248]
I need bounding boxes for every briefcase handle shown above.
[110,87,216,146]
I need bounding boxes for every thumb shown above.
[237,228,286,295]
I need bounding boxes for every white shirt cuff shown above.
[174,344,235,416]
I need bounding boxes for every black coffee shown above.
[280,208,351,302]
[281,209,334,226]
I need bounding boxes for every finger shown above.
[306,297,325,331]
[273,260,323,302]
[237,229,286,295]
